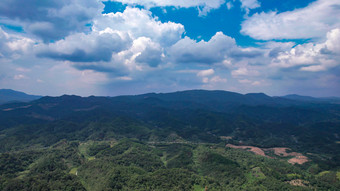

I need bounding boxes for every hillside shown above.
[0,90,339,190]
[282,94,340,104]
[0,89,42,104]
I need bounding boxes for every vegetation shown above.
[0,90,339,190]
[0,139,339,190]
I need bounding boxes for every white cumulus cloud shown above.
[271,28,340,72]
[169,32,236,64]
[241,0,340,40]
[94,7,184,47]
[240,0,260,9]
[109,0,226,15]
[0,27,35,59]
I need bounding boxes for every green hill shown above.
[0,90,339,190]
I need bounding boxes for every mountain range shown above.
[0,89,339,190]
[1,88,339,106]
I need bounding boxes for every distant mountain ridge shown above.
[281,94,340,104]
[2,89,340,106]
[1,89,339,128]
[0,89,42,104]
[118,90,298,111]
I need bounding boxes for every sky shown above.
[0,0,339,97]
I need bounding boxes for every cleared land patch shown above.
[226,144,266,156]
[226,144,309,165]
[287,179,309,187]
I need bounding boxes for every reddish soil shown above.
[271,147,291,156]
[226,144,309,165]
[288,156,309,165]
[269,147,309,165]
[226,144,266,157]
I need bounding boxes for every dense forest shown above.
[0,90,339,190]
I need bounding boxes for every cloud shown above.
[231,67,259,77]
[324,28,340,54]
[1,2,268,95]
[239,0,260,10]
[238,79,251,84]
[35,7,184,74]
[210,76,227,83]
[94,7,184,47]
[0,27,34,59]
[202,76,227,84]
[37,29,132,63]
[13,74,27,80]
[102,36,166,75]
[135,46,163,67]
[109,0,226,15]
[226,2,233,10]
[169,32,236,64]
[1,0,340,97]
[271,28,340,72]
[72,64,128,76]
[0,0,102,42]
[168,32,265,66]
[197,69,215,77]
[241,0,340,40]
[229,49,263,59]
[300,63,330,72]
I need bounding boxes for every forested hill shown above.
[0,90,339,152]
[0,89,42,104]
[0,90,340,190]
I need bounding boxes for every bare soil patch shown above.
[220,136,233,140]
[287,179,309,187]
[288,156,309,165]
[226,144,309,165]
[226,144,266,157]
[269,147,309,165]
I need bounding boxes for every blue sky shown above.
[103,0,317,46]
[0,0,339,97]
